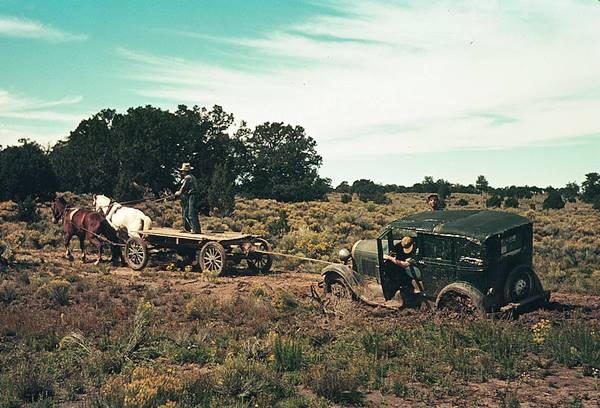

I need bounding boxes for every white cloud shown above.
[0,90,86,145]
[0,15,87,42]
[119,0,600,159]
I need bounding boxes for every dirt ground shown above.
[8,249,600,407]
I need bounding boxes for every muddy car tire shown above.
[436,282,485,316]
[323,274,353,312]
[504,266,535,303]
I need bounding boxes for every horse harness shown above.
[104,202,123,229]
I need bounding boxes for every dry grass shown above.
[0,192,599,406]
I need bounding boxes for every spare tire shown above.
[504,265,535,303]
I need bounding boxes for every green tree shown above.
[476,175,490,194]
[581,173,600,203]
[0,139,57,201]
[207,163,235,217]
[504,197,519,208]
[486,195,503,208]
[50,109,119,194]
[112,106,184,196]
[559,182,579,203]
[240,122,331,202]
[335,181,351,193]
[543,189,565,210]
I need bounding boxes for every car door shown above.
[417,233,456,298]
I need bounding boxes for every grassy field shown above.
[0,193,599,407]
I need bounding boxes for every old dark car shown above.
[321,210,550,314]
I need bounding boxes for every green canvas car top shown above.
[387,210,531,242]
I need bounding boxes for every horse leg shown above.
[79,235,86,263]
[64,233,74,261]
[88,235,103,265]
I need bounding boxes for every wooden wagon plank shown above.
[142,227,253,242]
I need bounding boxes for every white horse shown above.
[93,195,152,238]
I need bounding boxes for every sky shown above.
[1,0,599,188]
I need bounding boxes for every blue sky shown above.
[1,0,599,188]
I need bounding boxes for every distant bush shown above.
[340,193,352,204]
[208,163,235,217]
[543,190,565,210]
[504,197,519,209]
[593,196,600,213]
[486,196,503,208]
[456,198,469,206]
[16,196,40,223]
[267,210,291,237]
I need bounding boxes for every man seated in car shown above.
[383,236,425,304]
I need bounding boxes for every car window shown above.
[421,235,453,261]
[456,239,484,268]
[501,232,522,255]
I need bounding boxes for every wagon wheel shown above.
[246,239,273,273]
[125,237,149,270]
[198,242,226,275]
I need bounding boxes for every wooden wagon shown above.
[123,228,272,274]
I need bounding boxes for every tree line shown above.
[1,104,599,214]
[0,105,331,214]
[333,174,600,211]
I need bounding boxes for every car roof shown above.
[388,210,531,242]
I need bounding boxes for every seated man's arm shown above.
[383,254,410,269]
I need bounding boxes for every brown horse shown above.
[51,197,123,265]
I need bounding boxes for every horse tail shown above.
[142,215,152,231]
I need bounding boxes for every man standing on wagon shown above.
[175,163,201,234]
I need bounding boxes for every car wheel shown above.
[323,275,352,313]
[504,266,535,303]
[436,282,485,317]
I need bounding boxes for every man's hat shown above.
[400,236,414,254]
[178,163,194,172]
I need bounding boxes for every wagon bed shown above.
[140,228,253,242]
[124,227,272,274]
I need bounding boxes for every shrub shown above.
[267,210,291,237]
[273,336,304,371]
[173,340,211,365]
[13,361,55,402]
[16,196,41,223]
[44,279,71,306]
[340,193,352,204]
[208,163,235,217]
[215,355,292,402]
[504,197,519,208]
[272,290,299,311]
[0,282,17,304]
[308,366,362,404]
[456,198,469,206]
[593,195,600,213]
[486,195,503,208]
[543,190,565,210]
[185,297,219,321]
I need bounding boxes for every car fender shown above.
[321,264,364,294]
[436,281,486,312]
